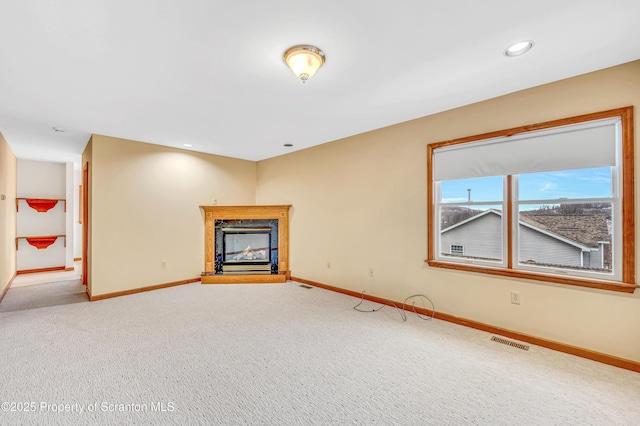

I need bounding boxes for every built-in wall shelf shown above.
[16,198,66,213]
[16,235,66,250]
[16,161,71,275]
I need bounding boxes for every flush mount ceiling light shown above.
[504,40,534,57]
[183,143,193,147]
[283,45,325,83]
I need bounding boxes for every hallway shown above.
[0,261,86,313]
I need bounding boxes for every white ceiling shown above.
[1,0,639,168]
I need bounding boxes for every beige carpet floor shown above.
[0,279,88,313]
[1,281,639,425]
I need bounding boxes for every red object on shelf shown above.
[25,237,58,250]
[25,199,59,213]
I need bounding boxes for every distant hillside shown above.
[440,206,485,229]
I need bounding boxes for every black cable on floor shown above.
[353,291,435,321]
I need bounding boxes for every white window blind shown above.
[433,117,619,181]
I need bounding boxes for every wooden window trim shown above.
[427,107,636,294]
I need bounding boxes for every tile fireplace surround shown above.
[200,205,291,284]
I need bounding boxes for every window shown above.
[450,245,464,256]
[427,107,635,293]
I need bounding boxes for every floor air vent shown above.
[298,285,313,289]
[491,336,530,351]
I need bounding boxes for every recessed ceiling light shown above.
[284,143,293,147]
[52,127,65,133]
[183,143,193,147]
[504,40,534,57]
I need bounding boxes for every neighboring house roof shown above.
[520,213,610,249]
[442,209,610,250]
[440,208,502,232]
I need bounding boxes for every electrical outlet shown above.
[211,198,218,205]
[327,261,331,269]
[369,268,374,277]
[511,291,521,305]
[161,260,167,269]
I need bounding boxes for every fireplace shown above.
[201,205,291,284]
[216,220,278,274]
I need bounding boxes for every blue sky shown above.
[441,167,612,203]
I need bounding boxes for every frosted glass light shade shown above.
[283,45,325,83]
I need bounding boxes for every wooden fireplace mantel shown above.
[200,205,292,284]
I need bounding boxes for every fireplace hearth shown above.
[200,205,291,284]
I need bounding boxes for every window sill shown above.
[426,260,637,294]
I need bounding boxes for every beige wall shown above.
[256,60,640,362]
[0,132,17,294]
[87,135,256,296]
